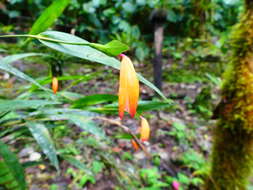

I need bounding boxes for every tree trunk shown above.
[153,23,164,90]
[205,1,253,189]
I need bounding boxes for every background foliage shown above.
[0,0,247,189]
[0,0,243,60]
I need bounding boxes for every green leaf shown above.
[114,133,133,140]
[0,140,26,190]
[0,48,6,52]
[0,34,128,56]
[29,74,97,91]
[0,53,49,91]
[137,75,167,100]
[58,91,84,101]
[27,122,59,170]
[37,31,167,100]
[136,100,174,112]
[29,0,70,35]
[72,94,118,108]
[66,114,105,138]
[89,40,129,56]
[22,161,43,168]
[61,155,93,175]
[0,100,60,112]
[0,53,43,64]
[30,108,104,138]
[87,100,174,114]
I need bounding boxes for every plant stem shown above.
[0,34,90,46]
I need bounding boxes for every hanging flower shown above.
[131,139,139,151]
[140,116,150,142]
[52,77,58,94]
[118,54,139,119]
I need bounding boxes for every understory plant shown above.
[0,1,172,189]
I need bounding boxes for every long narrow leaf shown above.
[61,155,93,175]
[0,53,43,64]
[38,31,167,100]
[1,34,128,56]
[87,100,174,114]
[0,100,60,112]
[29,0,70,35]
[72,94,118,108]
[0,53,48,91]
[66,114,105,138]
[0,140,26,190]
[27,122,59,170]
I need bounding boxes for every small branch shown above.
[94,116,151,158]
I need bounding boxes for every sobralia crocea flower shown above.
[52,77,58,94]
[118,54,139,119]
[140,116,150,142]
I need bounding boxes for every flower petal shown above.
[140,116,150,142]
[118,56,129,119]
[118,54,139,119]
[52,77,58,94]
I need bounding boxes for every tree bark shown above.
[153,23,164,90]
[205,1,253,189]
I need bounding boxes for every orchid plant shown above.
[0,31,164,189]
[0,1,169,189]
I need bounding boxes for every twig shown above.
[94,116,152,158]
[94,117,178,177]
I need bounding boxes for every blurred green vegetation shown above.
[0,0,247,189]
[0,0,243,61]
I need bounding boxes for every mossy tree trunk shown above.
[205,1,253,189]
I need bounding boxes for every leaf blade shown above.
[72,94,118,108]
[0,140,26,190]
[27,122,59,170]
[0,53,49,91]
[29,0,70,35]
[38,31,167,100]
[90,40,129,56]
[0,100,60,112]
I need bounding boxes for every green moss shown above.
[205,123,253,189]
[205,1,253,189]
[218,9,253,132]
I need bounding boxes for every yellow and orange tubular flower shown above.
[118,54,139,119]
[140,116,150,142]
[52,77,58,94]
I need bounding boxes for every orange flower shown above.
[140,116,150,142]
[118,54,139,119]
[131,139,139,151]
[52,77,58,94]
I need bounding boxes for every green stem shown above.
[0,34,91,46]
